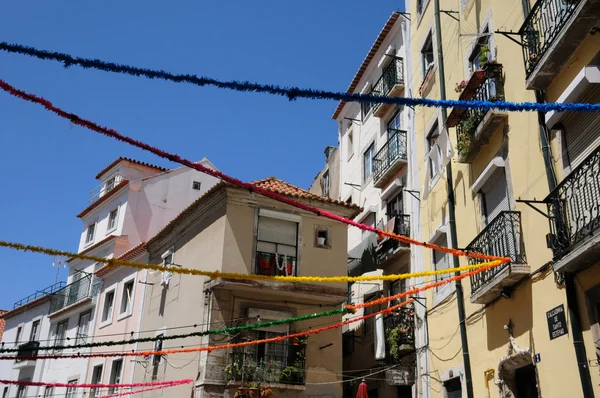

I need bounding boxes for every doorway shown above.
[514,364,539,398]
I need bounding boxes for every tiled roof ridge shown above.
[95,157,167,180]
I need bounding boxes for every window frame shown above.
[427,122,443,182]
[322,170,330,197]
[347,129,354,161]
[107,208,119,232]
[255,212,300,277]
[100,289,116,326]
[85,223,96,245]
[151,334,164,381]
[90,364,103,398]
[421,33,435,80]
[118,278,135,319]
[76,311,91,345]
[65,379,78,398]
[192,181,202,191]
[363,293,379,336]
[108,359,124,394]
[53,320,68,352]
[15,324,23,344]
[363,143,375,182]
[29,319,41,342]
[314,226,331,249]
[429,224,454,305]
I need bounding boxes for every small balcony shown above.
[373,129,408,189]
[447,65,507,163]
[467,211,529,304]
[49,274,93,315]
[519,0,600,90]
[546,145,600,273]
[384,304,415,363]
[226,335,306,386]
[13,281,66,309]
[255,251,297,277]
[89,173,125,203]
[361,58,405,119]
[376,215,411,267]
[13,341,40,369]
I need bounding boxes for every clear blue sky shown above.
[0,1,402,309]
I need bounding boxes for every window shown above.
[322,171,330,197]
[343,332,355,357]
[427,123,443,178]
[347,130,354,159]
[90,364,103,398]
[432,233,450,288]
[105,176,117,192]
[54,320,68,351]
[108,359,123,394]
[363,293,378,335]
[86,223,96,244]
[43,387,53,398]
[15,325,23,344]
[362,212,376,240]
[387,192,403,218]
[469,29,490,72]
[192,181,202,190]
[387,109,403,132]
[77,311,91,345]
[416,0,426,16]
[2,387,8,398]
[162,249,174,267]
[315,227,330,248]
[363,144,375,181]
[102,291,115,323]
[16,385,25,398]
[65,380,77,398]
[421,34,435,79]
[443,377,462,398]
[256,215,298,277]
[108,208,118,231]
[346,195,352,204]
[479,168,510,226]
[389,279,406,297]
[29,320,40,342]
[120,280,134,315]
[151,335,164,381]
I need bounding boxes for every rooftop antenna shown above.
[52,255,66,283]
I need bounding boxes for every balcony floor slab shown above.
[470,263,530,304]
[374,84,405,118]
[374,160,408,189]
[553,232,600,274]
[460,110,508,163]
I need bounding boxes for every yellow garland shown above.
[0,241,507,283]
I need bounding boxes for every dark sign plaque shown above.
[546,304,568,340]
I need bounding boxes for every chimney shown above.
[324,146,337,162]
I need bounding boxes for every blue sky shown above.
[0,1,402,308]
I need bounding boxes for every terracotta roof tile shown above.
[147,177,362,247]
[332,12,401,120]
[95,157,167,180]
[77,180,129,218]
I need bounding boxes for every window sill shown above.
[433,281,455,306]
[315,244,332,250]
[83,240,95,249]
[429,172,442,191]
[105,227,117,236]
[347,153,354,162]
[98,317,113,330]
[117,311,133,322]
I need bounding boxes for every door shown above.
[515,364,539,398]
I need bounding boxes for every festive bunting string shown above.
[0,264,495,361]
[100,384,188,398]
[0,240,505,285]
[0,299,412,361]
[0,378,193,390]
[0,307,350,353]
[0,79,509,264]
[1,42,599,113]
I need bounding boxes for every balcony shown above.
[467,211,529,304]
[373,129,408,189]
[519,0,600,90]
[49,274,93,315]
[13,341,40,369]
[546,145,600,273]
[226,334,306,386]
[447,65,507,163]
[375,215,411,267]
[361,58,405,119]
[89,173,125,203]
[13,281,66,309]
[384,304,415,363]
[256,251,297,277]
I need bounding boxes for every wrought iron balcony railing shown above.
[361,58,404,118]
[49,274,93,314]
[13,281,66,309]
[227,334,306,385]
[467,211,526,294]
[546,145,600,260]
[384,304,415,363]
[455,65,504,159]
[255,251,297,277]
[519,0,582,78]
[89,173,125,203]
[373,129,408,186]
[15,341,40,363]
[376,215,411,264]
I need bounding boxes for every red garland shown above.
[0,79,508,264]
[0,378,193,390]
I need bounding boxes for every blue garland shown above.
[1,41,598,113]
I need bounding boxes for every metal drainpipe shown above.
[520,0,594,394]
[433,0,474,397]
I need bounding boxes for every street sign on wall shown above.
[546,304,568,340]
[386,369,414,386]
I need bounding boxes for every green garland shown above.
[0,308,349,353]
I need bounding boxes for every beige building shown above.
[309,146,340,200]
[132,177,360,398]
[406,0,600,393]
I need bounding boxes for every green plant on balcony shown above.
[457,116,477,156]
[479,44,490,68]
[385,307,416,362]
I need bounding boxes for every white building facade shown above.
[0,157,220,398]
[333,11,425,398]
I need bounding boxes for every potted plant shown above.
[455,80,467,93]
[248,382,261,397]
[257,252,275,275]
[238,386,250,396]
[385,306,416,362]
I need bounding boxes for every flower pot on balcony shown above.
[238,387,249,396]
[248,388,260,397]
[483,61,502,76]
[317,237,326,246]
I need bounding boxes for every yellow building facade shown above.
[408,0,600,396]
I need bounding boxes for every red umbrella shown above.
[356,379,368,398]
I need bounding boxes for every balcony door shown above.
[480,168,510,226]
[387,110,404,163]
